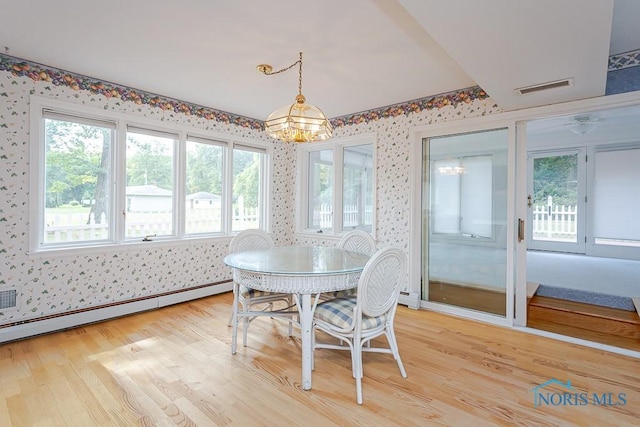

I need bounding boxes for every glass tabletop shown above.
[223,246,370,275]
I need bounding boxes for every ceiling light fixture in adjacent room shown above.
[569,116,599,135]
[257,52,332,143]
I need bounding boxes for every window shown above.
[592,146,640,248]
[125,127,177,239]
[428,127,508,242]
[42,111,115,245]
[232,145,267,231]
[308,149,333,229]
[342,144,373,231]
[30,98,270,252]
[431,155,493,238]
[299,135,375,234]
[185,136,224,235]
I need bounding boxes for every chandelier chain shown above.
[259,51,332,142]
[260,52,304,95]
[298,52,303,95]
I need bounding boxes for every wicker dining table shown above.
[224,245,370,390]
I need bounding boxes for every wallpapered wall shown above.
[0,51,640,332]
[3,48,638,328]
[294,99,500,254]
[0,58,298,325]
[0,54,499,327]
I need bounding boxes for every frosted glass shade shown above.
[265,95,333,143]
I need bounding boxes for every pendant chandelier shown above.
[257,52,333,143]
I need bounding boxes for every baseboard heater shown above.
[0,280,233,344]
[399,291,420,309]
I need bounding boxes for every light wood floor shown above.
[1,292,639,426]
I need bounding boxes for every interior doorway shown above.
[524,104,640,351]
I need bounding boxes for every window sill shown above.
[295,230,341,239]
[28,235,232,260]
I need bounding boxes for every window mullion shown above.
[259,149,268,231]
[175,131,186,238]
[114,122,128,243]
[334,147,344,233]
[224,144,233,233]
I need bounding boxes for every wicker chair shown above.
[321,230,376,300]
[338,230,376,255]
[313,247,408,404]
[229,229,295,354]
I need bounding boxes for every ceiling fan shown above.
[566,115,602,135]
[527,104,640,138]
[526,114,603,136]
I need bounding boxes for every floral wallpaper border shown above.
[4,49,636,134]
[0,53,490,131]
[0,53,263,130]
[608,49,640,71]
[331,87,489,128]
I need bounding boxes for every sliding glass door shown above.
[422,128,511,317]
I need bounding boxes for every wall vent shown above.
[515,78,574,95]
[0,289,17,309]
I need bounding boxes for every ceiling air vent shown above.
[515,78,574,95]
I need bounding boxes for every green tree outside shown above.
[533,154,578,206]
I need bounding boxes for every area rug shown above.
[535,285,636,312]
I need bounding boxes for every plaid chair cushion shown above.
[239,285,285,299]
[315,297,386,330]
[322,288,357,299]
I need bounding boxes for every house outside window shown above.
[185,136,224,234]
[125,127,177,239]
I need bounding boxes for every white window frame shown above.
[296,133,376,236]
[183,135,227,236]
[124,125,180,240]
[29,96,271,255]
[229,143,269,232]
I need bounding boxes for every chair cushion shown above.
[322,288,357,299]
[239,285,286,299]
[315,297,386,330]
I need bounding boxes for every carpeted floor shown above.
[527,251,640,298]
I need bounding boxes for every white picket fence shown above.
[532,204,577,240]
[44,207,258,243]
[46,203,577,242]
[313,203,373,228]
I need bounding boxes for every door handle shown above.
[518,218,525,242]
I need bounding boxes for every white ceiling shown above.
[0,0,638,121]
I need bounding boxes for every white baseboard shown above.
[0,282,232,344]
[399,291,420,309]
